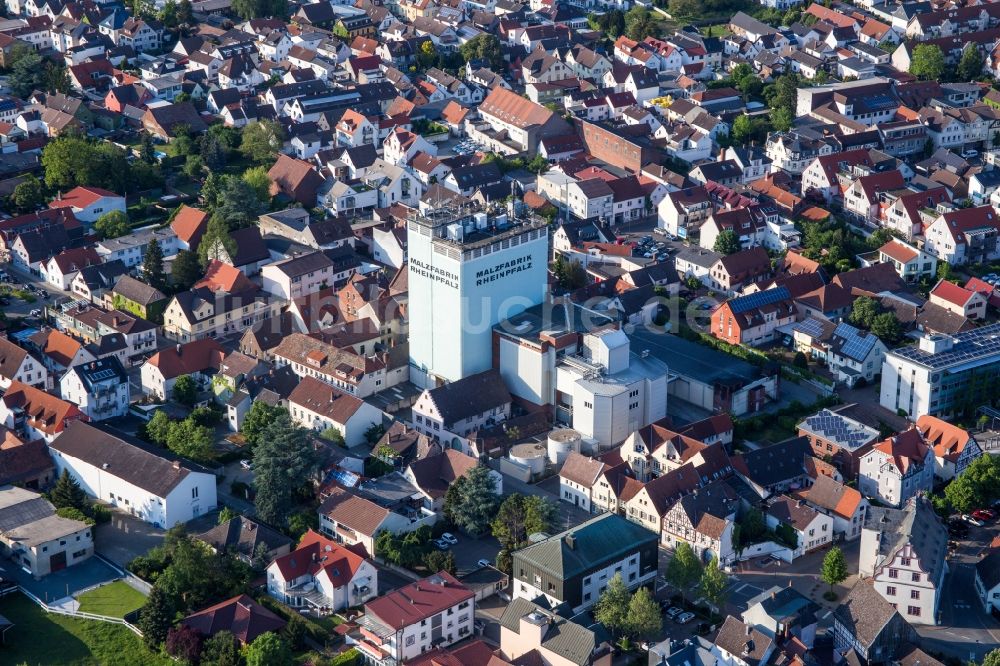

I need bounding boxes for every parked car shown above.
[239,459,252,470]
[962,514,984,527]
[676,612,696,624]
[972,509,995,521]
[28,309,41,317]
[441,532,458,545]
[665,607,683,618]
[433,538,450,550]
[477,559,492,568]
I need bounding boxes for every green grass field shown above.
[76,581,148,618]
[0,593,171,666]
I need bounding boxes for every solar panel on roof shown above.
[729,286,791,314]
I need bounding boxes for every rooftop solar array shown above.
[88,368,119,382]
[792,317,827,338]
[832,322,877,362]
[800,409,880,451]
[892,322,1000,369]
[729,286,791,315]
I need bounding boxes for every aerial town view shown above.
[2,0,1000,663]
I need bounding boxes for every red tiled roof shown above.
[182,594,285,646]
[1,381,86,437]
[48,186,121,211]
[879,239,918,264]
[194,260,256,293]
[271,529,370,587]
[170,205,209,245]
[146,338,226,380]
[930,279,976,307]
[365,571,473,630]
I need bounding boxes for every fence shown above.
[17,585,144,637]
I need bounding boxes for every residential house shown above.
[356,572,474,665]
[765,495,835,558]
[710,287,796,347]
[59,357,129,421]
[511,513,658,613]
[47,186,125,224]
[928,279,988,320]
[0,381,84,443]
[832,581,916,664]
[858,430,935,508]
[859,497,948,626]
[797,408,880,479]
[267,529,377,611]
[196,515,293,566]
[287,376,385,446]
[410,370,511,456]
[0,337,47,391]
[498,598,612,666]
[915,414,982,481]
[181,595,286,647]
[139,338,225,400]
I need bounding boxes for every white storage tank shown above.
[509,442,547,476]
[547,429,582,465]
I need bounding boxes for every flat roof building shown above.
[880,324,1000,418]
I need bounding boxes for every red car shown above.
[972,509,995,521]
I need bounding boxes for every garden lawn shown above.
[0,593,171,666]
[76,581,148,618]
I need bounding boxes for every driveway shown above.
[94,510,166,568]
[0,556,121,605]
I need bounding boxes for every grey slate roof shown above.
[863,496,948,590]
[425,369,511,426]
[833,581,908,652]
[512,512,657,580]
[498,597,603,666]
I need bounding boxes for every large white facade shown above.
[408,211,549,388]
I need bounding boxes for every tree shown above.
[593,572,631,637]
[244,632,292,666]
[418,40,438,69]
[983,648,1000,666]
[200,631,241,666]
[586,10,625,39]
[183,154,204,180]
[937,261,952,282]
[664,542,703,601]
[252,411,319,527]
[491,494,557,551]
[138,586,174,649]
[792,351,808,369]
[730,115,754,146]
[200,132,228,171]
[424,549,457,575]
[242,166,272,203]
[820,546,849,596]
[771,106,794,133]
[241,120,284,164]
[957,43,984,81]
[443,465,499,537]
[12,175,44,213]
[870,312,902,344]
[213,178,264,228]
[141,238,168,293]
[94,210,130,240]
[910,44,946,81]
[625,586,662,641]
[624,6,658,41]
[849,295,880,329]
[944,454,1000,513]
[172,374,198,406]
[166,418,215,461]
[50,469,86,510]
[165,625,203,663]
[147,410,173,445]
[171,250,202,291]
[459,34,504,70]
[218,506,239,524]
[241,402,285,449]
[198,214,238,267]
[9,50,45,97]
[177,0,193,23]
[699,558,728,609]
[713,229,741,255]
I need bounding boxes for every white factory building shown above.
[408,207,549,388]
[494,302,668,448]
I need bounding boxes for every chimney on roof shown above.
[746,623,753,636]
[172,460,180,470]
